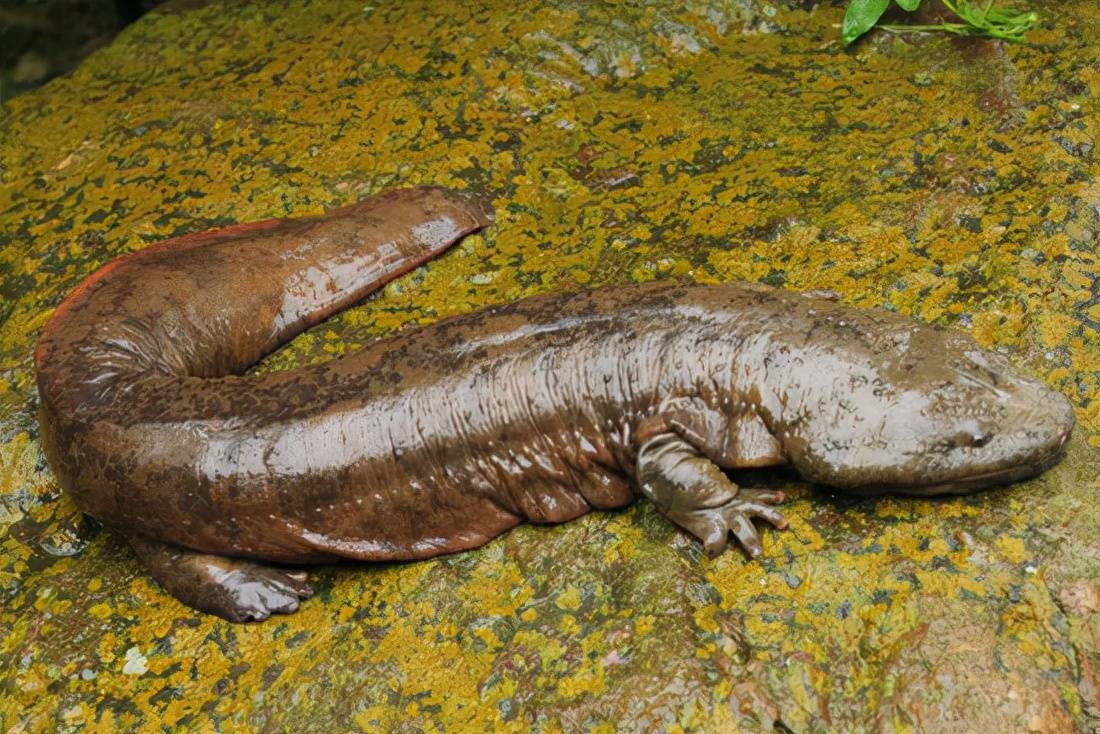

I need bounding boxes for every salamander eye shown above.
[967,431,992,448]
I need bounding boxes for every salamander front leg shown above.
[128,536,313,622]
[635,433,788,558]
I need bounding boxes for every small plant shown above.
[842,0,1039,46]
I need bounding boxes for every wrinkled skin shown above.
[34,187,1075,621]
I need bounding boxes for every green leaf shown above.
[842,0,891,46]
[852,0,1038,45]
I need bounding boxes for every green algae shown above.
[1,0,1099,731]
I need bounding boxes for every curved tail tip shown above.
[471,194,495,227]
[420,185,494,228]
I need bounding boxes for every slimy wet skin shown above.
[34,187,1075,621]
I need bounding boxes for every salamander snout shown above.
[777,331,1076,497]
[881,356,1075,496]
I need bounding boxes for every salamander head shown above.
[775,317,1075,496]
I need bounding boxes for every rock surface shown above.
[1,0,1099,731]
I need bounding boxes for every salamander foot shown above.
[635,432,788,558]
[691,489,787,558]
[129,536,313,621]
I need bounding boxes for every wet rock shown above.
[1,0,1099,731]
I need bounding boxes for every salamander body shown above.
[35,187,1074,620]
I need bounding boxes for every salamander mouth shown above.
[846,427,1072,498]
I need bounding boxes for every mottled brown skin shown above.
[35,187,1076,621]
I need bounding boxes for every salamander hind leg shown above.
[129,536,313,622]
[635,433,788,558]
